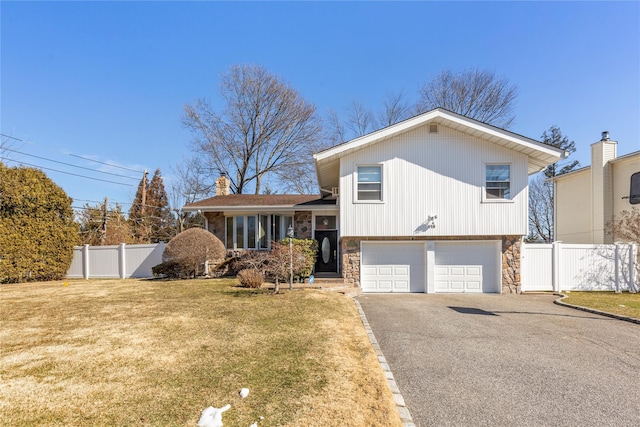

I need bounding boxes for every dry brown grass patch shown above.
[1,279,401,426]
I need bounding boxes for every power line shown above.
[1,147,139,180]
[0,133,146,174]
[0,157,134,186]
[68,153,144,174]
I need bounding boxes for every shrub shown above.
[158,227,226,278]
[279,238,319,280]
[237,268,264,288]
[0,163,79,283]
[152,260,192,279]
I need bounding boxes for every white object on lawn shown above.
[197,404,231,427]
[239,388,250,398]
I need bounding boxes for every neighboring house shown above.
[552,132,640,244]
[184,108,565,293]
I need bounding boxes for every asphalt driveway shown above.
[356,293,640,427]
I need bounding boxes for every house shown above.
[184,108,565,293]
[552,132,640,244]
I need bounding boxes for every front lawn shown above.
[561,291,640,320]
[0,279,401,426]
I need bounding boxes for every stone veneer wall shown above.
[501,236,521,294]
[293,211,312,239]
[205,212,226,243]
[341,235,522,294]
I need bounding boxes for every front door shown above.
[315,230,338,273]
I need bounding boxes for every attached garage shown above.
[361,242,425,293]
[434,241,501,293]
[360,240,501,293]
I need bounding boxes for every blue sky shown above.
[2,1,639,211]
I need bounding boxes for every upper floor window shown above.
[485,164,511,200]
[630,172,640,205]
[357,165,382,201]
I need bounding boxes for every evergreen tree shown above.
[146,168,175,242]
[129,168,175,243]
[0,162,79,283]
[528,126,580,242]
[129,171,149,243]
[541,125,579,178]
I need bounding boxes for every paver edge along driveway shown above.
[356,293,640,427]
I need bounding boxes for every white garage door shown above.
[361,242,425,293]
[434,241,500,293]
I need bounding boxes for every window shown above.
[247,216,256,249]
[486,164,511,200]
[259,215,269,248]
[226,215,291,250]
[315,215,336,230]
[236,216,245,247]
[630,172,640,205]
[357,165,382,201]
[226,217,233,249]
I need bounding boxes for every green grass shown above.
[0,279,401,427]
[561,291,640,319]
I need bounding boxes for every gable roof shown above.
[313,108,567,194]
[183,194,336,213]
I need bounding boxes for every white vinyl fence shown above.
[67,243,165,279]
[521,242,638,292]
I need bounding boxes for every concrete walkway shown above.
[356,293,640,427]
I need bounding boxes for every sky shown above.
[1,1,639,214]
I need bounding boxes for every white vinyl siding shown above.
[339,125,529,237]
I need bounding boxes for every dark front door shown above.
[315,230,338,273]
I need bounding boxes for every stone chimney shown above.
[215,173,231,196]
[590,132,617,243]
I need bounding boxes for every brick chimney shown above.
[215,173,231,196]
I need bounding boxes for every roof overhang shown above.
[183,194,337,213]
[313,108,567,193]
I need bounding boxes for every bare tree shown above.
[77,201,133,246]
[326,92,412,147]
[608,209,640,245]
[345,99,376,137]
[528,126,579,242]
[607,209,640,292]
[416,68,518,129]
[379,90,412,127]
[326,109,348,145]
[182,64,323,195]
[528,174,554,242]
[169,159,208,232]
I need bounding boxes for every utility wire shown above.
[1,147,139,180]
[0,133,146,174]
[0,157,134,186]
[68,153,144,174]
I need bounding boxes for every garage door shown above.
[361,242,425,293]
[434,241,500,293]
